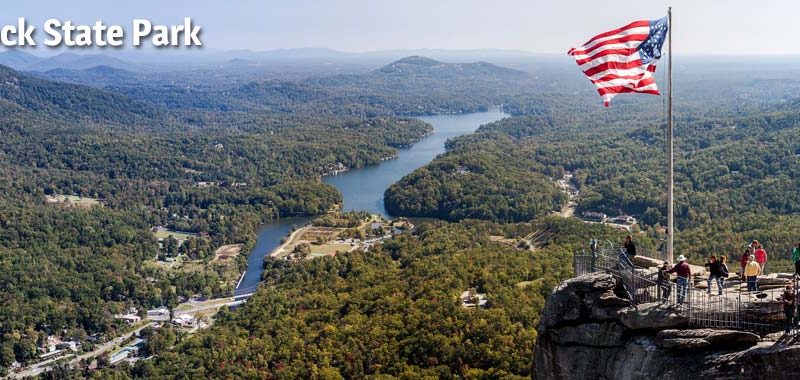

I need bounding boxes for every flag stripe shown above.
[568,17,667,106]
[568,34,649,56]
[575,20,650,48]
[573,48,637,65]
[582,59,644,77]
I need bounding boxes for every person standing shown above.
[781,284,796,334]
[792,243,800,276]
[667,255,691,304]
[658,262,672,302]
[744,255,762,292]
[704,255,723,295]
[719,256,730,291]
[754,244,768,274]
[624,235,637,258]
[740,248,752,280]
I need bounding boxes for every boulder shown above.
[539,272,621,329]
[656,329,760,350]
[619,302,689,330]
[632,255,665,268]
[658,338,711,350]
[688,263,707,277]
[756,277,790,286]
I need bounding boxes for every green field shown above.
[309,243,353,255]
[154,229,198,241]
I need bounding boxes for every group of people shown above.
[739,240,769,286]
[607,236,800,333]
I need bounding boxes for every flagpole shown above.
[666,7,674,264]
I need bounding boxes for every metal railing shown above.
[574,243,800,336]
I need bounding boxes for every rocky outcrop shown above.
[656,329,760,350]
[534,273,800,380]
[619,302,688,330]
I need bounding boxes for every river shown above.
[235,109,508,294]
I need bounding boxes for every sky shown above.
[1,0,797,55]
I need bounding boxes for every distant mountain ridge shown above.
[0,64,165,130]
[0,51,132,72]
[377,56,528,78]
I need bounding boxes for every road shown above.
[9,323,154,379]
[7,295,254,378]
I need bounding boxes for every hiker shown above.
[657,262,672,302]
[739,247,752,280]
[704,255,724,295]
[624,235,637,258]
[781,284,796,333]
[719,256,730,290]
[744,255,761,292]
[667,255,691,304]
[750,240,759,254]
[754,244,768,274]
[792,243,800,276]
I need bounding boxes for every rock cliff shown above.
[534,273,800,380]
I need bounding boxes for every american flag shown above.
[568,17,668,106]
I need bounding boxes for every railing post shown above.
[573,250,578,276]
[631,259,636,304]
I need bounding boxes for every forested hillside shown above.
[6,51,800,378]
[94,218,629,379]
[0,64,434,371]
[90,56,552,117]
[386,100,800,259]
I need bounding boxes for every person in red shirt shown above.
[739,247,752,280]
[754,244,768,274]
[667,255,691,304]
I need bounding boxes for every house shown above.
[146,307,170,321]
[113,313,141,325]
[171,314,196,328]
[110,338,145,366]
[610,215,637,225]
[460,288,488,308]
[582,212,607,222]
[39,335,61,354]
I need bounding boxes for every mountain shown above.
[376,56,530,80]
[37,65,143,87]
[0,50,42,70]
[0,64,165,129]
[27,53,133,72]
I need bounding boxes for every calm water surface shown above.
[236,110,508,294]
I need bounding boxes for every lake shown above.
[235,109,508,294]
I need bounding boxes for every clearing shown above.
[271,226,355,258]
[152,228,198,241]
[212,244,243,263]
[45,195,102,208]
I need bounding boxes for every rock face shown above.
[534,273,800,380]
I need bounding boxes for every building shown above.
[113,313,141,325]
[460,288,488,308]
[146,307,170,321]
[582,212,607,223]
[110,338,145,366]
[609,215,637,225]
[171,314,196,328]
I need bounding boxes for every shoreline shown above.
[267,225,307,258]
